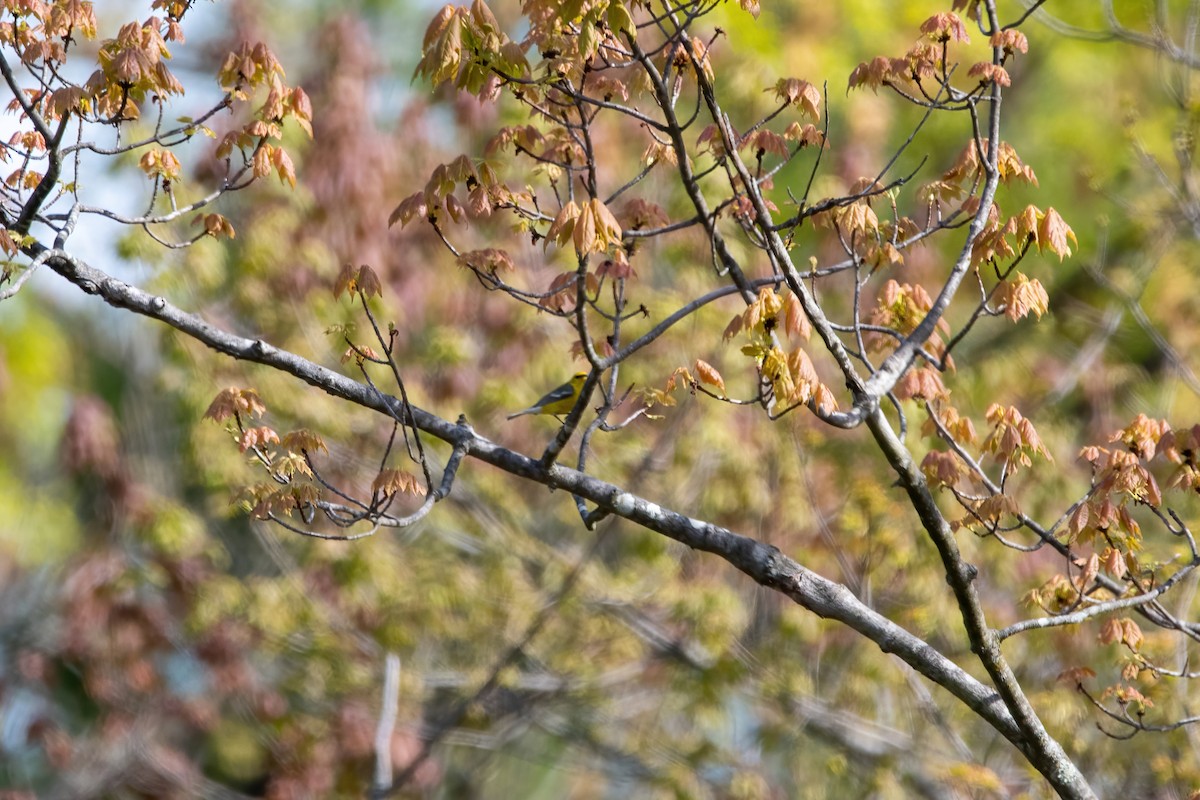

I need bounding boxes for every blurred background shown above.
[2,0,1199,797]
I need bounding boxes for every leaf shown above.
[596,249,636,280]
[895,367,948,402]
[991,29,1029,54]
[848,56,901,92]
[1075,553,1099,592]
[138,147,182,180]
[1038,207,1077,260]
[238,426,279,453]
[203,387,266,421]
[1015,205,1040,241]
[590,197,623,251]
[356,265,382,299]
[341,345,380,365]
[694,360,726,395]
[274,453,312,478]
[783,122,824,147]
[457,248,515,274]
[607,2,635,34]
[572,202,599,255]
[1000,273,1049,321]
[967,62,1011,87]
[782,292,811,340]
[770,78,821,119]
[198,213,235,239]
[389,191,429,228]
[280,429,328,454]
[252,143,273,178]
[445,192,466,224]
[546,201,580,251]
[621,198,669,231]
[1119,618,1144,651]
[271,146,296,188]
[920,12,970,43]
[996,141,1037,185]
[744,287,784,334]
[723,313,743,341]
[1056,666,1096,685]
[539,272,578,312]
[748,129,789,159]
[1067,503,1090,539]
[922,450,965,490]
[812,382,838,415]
[373,468,427,498]
[695,123,729,157]
[289,86,313,136]
[333,263,357,299]
[1098,618,1121,645]
[422,3,457,49]
[1099,547,1126,578]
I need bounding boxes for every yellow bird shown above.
[507,372,589,419]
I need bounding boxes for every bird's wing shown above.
[533,381,576,407]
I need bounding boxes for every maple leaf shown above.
[252,144,273,178]
[1038,207,1077,259]
[138,148,182,180]
[274,453,312,478]
[748,129,789,159]
[1014,205,1040,241]
[783,122,824,147]
[848,57,895,92]
[770,78,821,119]
[722,313,743,341]
[271,146,296,188]
[573,201,598,255]
[280,429,328,455]
[388,191,429,229]
[203,387,266,421]
[743,287,783,333]
[357,265,382,298]
[545,200,580,251]
[198,213,235,239]
[596,249,636,280]
[239,426,279,453]
[895,367,948,402]
[341,345,380,365]
[621,198,669,231]
[1056,666,1096,685]
[694,359,726,396]
[1067,503,1090,539]
[782,292,811,341]
[539,272,578,312]
[289,87,313,137]
[1000,272,1049,321]
[922,450,965,490]
[996,141,1037,185]
[373,468,427,498]
[458,248,515,274]
[1099,547,1127,578]
[920,12,969,43]
[967,62,1011,87]
[991,29,1029,55]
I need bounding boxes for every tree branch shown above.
[31,240,1034,760]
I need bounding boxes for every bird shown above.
[507,372,589,419]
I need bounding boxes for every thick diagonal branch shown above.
[32,243,1034,756]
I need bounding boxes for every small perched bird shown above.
[507,372,589,419]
